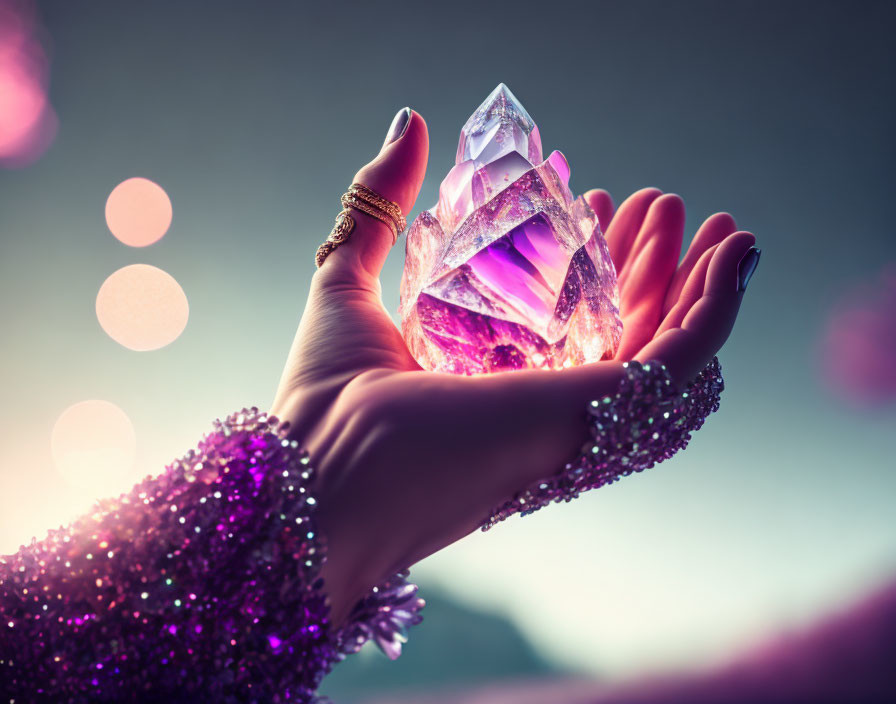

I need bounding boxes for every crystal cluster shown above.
[400,84,622,374]
[0,408,424,704]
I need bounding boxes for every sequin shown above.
[0,408,423,703]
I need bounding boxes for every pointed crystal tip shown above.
[456,83,543,167]
[481,83,531,125]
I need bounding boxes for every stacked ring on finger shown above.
[345,182,406,236]
[315,183,406,268]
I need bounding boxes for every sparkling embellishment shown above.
[0,408,423,703]
[400,83,622,375]
[335,572,425,661]
[482,358,725,529]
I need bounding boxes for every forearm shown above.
[1,357,725,701]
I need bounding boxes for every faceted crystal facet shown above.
[400,84,622,375]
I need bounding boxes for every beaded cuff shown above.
[482,357,724,529]
[0,408,423,704]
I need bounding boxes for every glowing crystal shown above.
[400,84,622,374]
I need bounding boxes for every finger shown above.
[636,232,758,385]
[583,188,615,233]
[604,187,663,275]
[682,233,758,350]
[614,193,686,360]
[663,212,737,316]
[319,108,429,281]
[655,241,719,335]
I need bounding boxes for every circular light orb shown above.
[0,15,57,168]
[0,55,45,156]
[96,264,189,351]
[51,400,137,493]
[105,177,172,246]
[820,264,896,406]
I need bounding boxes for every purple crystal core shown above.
[401,84,622,374]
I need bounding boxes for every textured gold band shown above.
[340,193,399,243]
[314,183,406,268]
[346,182,407,233]
[314,210,355,268]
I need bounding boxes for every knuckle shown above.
[312,264,380,300]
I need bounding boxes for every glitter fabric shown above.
[0,408,423,704]
[482,358,725,529]
[400,84,622,375]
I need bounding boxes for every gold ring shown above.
[340,193,399,243]
[314,210,355,268]
[347,182,407,233]
[314,183,406,268]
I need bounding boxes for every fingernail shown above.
[737,246,761,292]
[383,107,411,148]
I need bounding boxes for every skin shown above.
[269,110,756,626]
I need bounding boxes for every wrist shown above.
[482,357,724,529]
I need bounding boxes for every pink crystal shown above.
[400,84,622,374]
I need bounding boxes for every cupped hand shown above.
[270,109,759,625]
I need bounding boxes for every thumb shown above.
[319,107,429,281]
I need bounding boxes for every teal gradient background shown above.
[1,0,894,695]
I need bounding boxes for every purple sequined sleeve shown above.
[0,409,423,704]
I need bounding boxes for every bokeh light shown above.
[819,263,896,406]
[0,0,57,167]
[96,264,189,351]
[105,177,173,247]
[51,400,137,494]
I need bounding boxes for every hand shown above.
[269,109,758,625]
[584,187,758,384]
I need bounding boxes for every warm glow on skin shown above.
[96,264,189,351]
[105,177,173,247]
[51,400,137,494]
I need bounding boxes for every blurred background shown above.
[0,0,894,701]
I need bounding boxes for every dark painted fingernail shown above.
[737,246,761,292]
[383,107,411,148]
